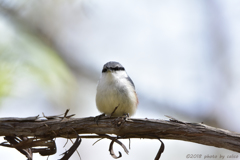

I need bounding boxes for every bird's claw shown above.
[112,113,129,127]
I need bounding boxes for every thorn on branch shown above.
[61,109,75,119]
[42,109,75,120]
[165,115,186,124]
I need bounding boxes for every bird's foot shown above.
[123,113,130,120]
[112,113,129,127]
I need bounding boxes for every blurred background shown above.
[0,0,240,159]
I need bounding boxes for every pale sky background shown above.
[0,0,240,159]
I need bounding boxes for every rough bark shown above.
[0,116,240,153]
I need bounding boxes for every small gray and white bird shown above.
[96,61,138,117]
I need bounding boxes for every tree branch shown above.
[0,116,240,153]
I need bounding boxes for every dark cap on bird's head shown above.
[102,61,125,73]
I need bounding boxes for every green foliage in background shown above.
[0,14,77,107]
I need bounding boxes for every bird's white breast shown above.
[96,71,137,116]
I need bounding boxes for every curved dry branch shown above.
[0,116,240,153]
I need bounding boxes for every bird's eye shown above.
[112,66,122,71]
[102,68,107,72]
[119,67,125,71]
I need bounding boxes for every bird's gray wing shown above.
[126,76,135,89]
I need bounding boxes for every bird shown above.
[96,61,138,117]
